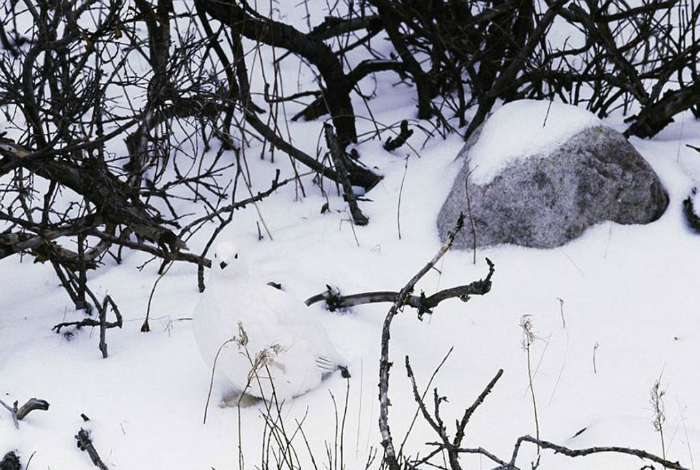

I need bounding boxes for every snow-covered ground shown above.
[2,4,700,470]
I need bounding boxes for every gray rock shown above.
[438,126,668,249]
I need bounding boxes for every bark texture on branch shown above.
[465,0,569,139]
[305,259,494,316]
[498,435,691,470]
[0,150,185,253]
[367,0,436,119]
[243,111,380,190]
[324,124,369,226]
[406,357,504,470]
[378,214,494,470]
[0,397,49,429]
[196,0,358,145]
[625,82,700,138]
[76,429,109,470]
[682,189,700,232]
[0,452,21,470]
[16,398,50,421]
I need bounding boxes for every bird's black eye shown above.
[234,253,238,259]
[219,261,228,270]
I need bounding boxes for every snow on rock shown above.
[468,99,602,185]
[438,110,668,249]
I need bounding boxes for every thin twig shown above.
[142,261,175,332]
[203,338,237,424]
[0,398,19,429]
[465,169,477,264]
[521,315,541,453]
[398,347,454,459]
[454,369,504,447]
[397,155,409,240]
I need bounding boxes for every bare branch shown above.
[0,397,49,429]
[379,214,467,470]
[305,258,495,316]
[324,124,369,226]
[75,429,109,470]
[0,452,21,470]
[16,398,50,421]
[501,435,691,470]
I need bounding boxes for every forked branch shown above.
[379,213,487,470]
[305,259,494,316]
[494,435,691,470]
[0,397,50,429]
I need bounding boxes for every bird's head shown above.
[213,241,247,277]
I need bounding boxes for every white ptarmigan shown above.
[193,242,349,403]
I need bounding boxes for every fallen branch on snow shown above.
[305,260,494,318]
[76,428,109,470]
[682,188,700,233]
[0,452,21,470]
[52,294,123,359]
[0,398,50,429]
[324,124,369,226]
[495,435,691,470]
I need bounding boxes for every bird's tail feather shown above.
[316,356,351,379]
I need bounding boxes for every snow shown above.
[5,116,700,470]
[2,5,700,470]
[468,99,602,185]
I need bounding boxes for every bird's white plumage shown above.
[193,242,345,401]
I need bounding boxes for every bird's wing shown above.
[261,284,332,325]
